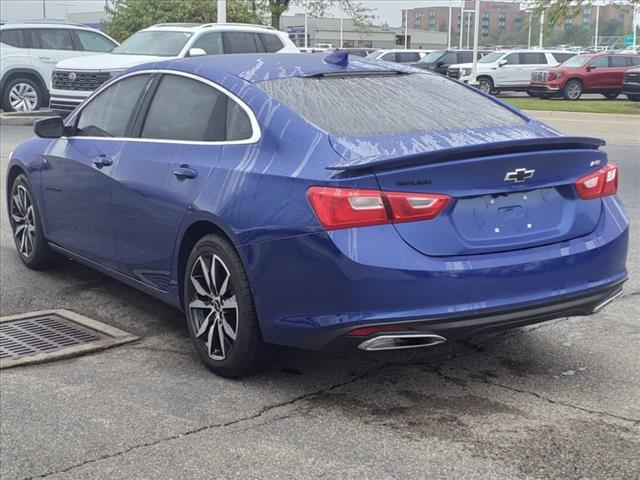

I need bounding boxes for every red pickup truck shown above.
[530,53,640,100]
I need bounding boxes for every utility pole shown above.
[471,0,480,85]
[447,5,452,49]
[539,10,544,48]
[217,0,226,23]
[594,4,600,48]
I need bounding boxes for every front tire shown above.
[477,77,495,95]
[9,174,58,269]
[628,94,640,102]
[2,77,44,112]
[563,80,582,100]
[183,234,277,378]
[602,93,619,100]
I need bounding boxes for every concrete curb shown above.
[0,110,58,126]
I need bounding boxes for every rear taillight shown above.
[574,163,618,200]
[307,186,451,230]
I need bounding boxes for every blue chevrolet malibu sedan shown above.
[7,52,628,377]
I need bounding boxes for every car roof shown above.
[0,21,100,31]
[132,52,418,84]
[143,22,279,33]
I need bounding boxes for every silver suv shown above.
[0,22,117,112]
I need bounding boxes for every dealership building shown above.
[279,14,447,50]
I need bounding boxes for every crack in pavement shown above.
[432,366,640,426]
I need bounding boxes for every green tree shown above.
[532,0,639,25]
[266,0,371,31]
[104,0,262,42]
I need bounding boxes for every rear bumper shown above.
[302,278,626,351]
[242,196,628,350]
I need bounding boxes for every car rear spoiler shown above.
[327,136,606,173]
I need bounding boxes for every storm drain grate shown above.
[0,310,138,368]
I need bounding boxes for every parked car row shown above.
[0,21,298,114]
[529,53,640,101]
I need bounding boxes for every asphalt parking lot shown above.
[1,112,639,480]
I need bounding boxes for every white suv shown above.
[49,23,298,115]
[448,49,576,95]
[0,22,118,112]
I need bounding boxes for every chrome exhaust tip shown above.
[592,289,623,313]
[358,333,447,351]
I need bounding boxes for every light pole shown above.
[404,9,408,49]
[634,4,638,49]
[594,3,600,48]
[304,10,308,48]
[447,5,452,49]
[466,10,471,49]
[339,1,343,48]
[42,0,46,19]
[539,9,544,48]
[528,11,532,49]
[471,0,480,85]
[217,0,226,23]
[459,0,464,50]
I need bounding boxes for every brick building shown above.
[403,1,634,44]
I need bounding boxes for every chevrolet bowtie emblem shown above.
[504,168,535,183]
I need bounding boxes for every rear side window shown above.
[521,53,546,64]
[609,56,629,67]
[552,52,575,63]
[0,29,27,48]
[226,100,252,141]
[258,73,525,137]
[459,51,473,63]
[222,31,262,54]
[75,30,115,53]
[35,28,75,50]
[141,75,226,141]
[260,33,284,53]
[76,74,150,137]
[397,52,420,63]
[192,32,223,55]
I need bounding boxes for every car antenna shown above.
[324,50,349,67]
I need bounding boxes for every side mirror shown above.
[34,116,65,138]
[436,60,445,67]
[586,65,595,71]
[188,47,207,57]
[498,59,508,67]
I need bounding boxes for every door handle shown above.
[172,166,198,179]
[93,155,113,168]
[37,56,51,60]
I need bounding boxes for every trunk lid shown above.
[328,127,606,256]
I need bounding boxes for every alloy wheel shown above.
[566,82,581,100]
[9,83,38,112]
[11,185,36,257]
[188,253,238,361]
[478,80,492,94]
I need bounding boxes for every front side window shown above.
[75,30,116,53]
[381,52,396,62]
[35,28,75,50]
[222,32,262,54]
[552,52,575,63]
[192,32,223,55]
[419,51,444,64]
[113,31,192,56]
[141,75,227,141]
[504,53,520,65]
[397,52,419,63]
[439,52,457,64]
[590,56,608,68]
[76,74,150,137]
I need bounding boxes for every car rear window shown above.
[257,73,525,137]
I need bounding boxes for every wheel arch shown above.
[175,218,238,310]
[5,163,27,214]
[1,68,49,106]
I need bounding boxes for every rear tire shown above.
[563,80,582,100]
[2,77,44,112]
[526,90,537,97]
[183,234,278,378]
[602,93,619,100]
[9,174,59,269]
